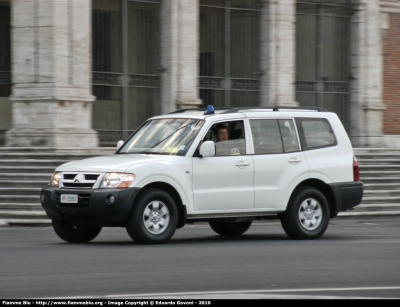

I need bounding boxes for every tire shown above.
[126,188,178,244]
[52,220,102,243]
[279,187,330,240]
[209,218,252,236]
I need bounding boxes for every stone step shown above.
[0,203,42,210]
[363,183,400,190]
[363,190,400,197]
[0,151,113,160]
[0,173,52,181]
[0,180,49,188]
[361,196,400,204]
[354,148,400,155]
[0,154,100,161]
[359,170,400,178]
[355,151,400,156]
[0,195,41,204]
[360,177,400,184]
[0,159,70,167]
[0,188,43,196]
[356,155,400,160]
[0,210,47,219]
[360,164,400,173]
[0,147,115,154]
[0,166,57,174]
[357,159,400,165]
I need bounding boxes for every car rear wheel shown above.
[209,218,252,236]
[52,220,102,243]
[279,186,329,240]
[126,188,178,244]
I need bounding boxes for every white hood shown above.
[56,154,178,173]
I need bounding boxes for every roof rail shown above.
[168,107,231,114]
[221,106,327,114]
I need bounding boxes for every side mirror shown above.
[116,140,124,150]
[199,141,215,157]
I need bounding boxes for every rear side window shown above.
[295,118,337,150]
[250,119,283,154]
[249,119,299,154]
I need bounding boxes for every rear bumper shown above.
[40,187,141,227]
[329,181,364,214]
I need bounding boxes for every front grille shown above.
[63,183,94,188]
[85,174,100,180]
[56,193,91,207]
[61,173,101,189]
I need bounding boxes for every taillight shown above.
[353,156,360,181]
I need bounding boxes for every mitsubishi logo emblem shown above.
[73,175,84,183]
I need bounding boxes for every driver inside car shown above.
[214,124,229,142]
[213,124,242,156]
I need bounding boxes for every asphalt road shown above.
[1,217,400,300]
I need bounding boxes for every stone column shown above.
[349,0,385,147]
[260,0,298,107]
[160,0,202,113]
[6,0,98,147]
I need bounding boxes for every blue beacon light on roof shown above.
[204,105,215,115]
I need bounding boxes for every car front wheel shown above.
[279,187,330,240]
[126,188,178,244]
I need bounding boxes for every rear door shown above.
[249,118,309,209]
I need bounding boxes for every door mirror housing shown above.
[117,140,124,150]
[199,141,215,157]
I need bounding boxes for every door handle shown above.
[236,161,250,168]
[288,157,301,164]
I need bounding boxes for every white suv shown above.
[40,106,363,244]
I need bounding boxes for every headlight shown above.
[100,173,135,189]
[49,172,61,187]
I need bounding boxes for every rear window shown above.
[295,118,337,150]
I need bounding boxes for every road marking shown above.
[42,286,400,300]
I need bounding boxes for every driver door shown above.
[192,120,254,212]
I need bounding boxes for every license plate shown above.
[60,194,78,204]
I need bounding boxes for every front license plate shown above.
[60,194,78,204]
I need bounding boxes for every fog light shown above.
[107,195,115,205]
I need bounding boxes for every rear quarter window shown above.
[295,118,337,150]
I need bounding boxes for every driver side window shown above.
[203,120,246,156]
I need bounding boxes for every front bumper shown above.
[40,187,141,227]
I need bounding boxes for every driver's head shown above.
[214,124,229,142]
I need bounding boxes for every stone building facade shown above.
[0,0,399,147]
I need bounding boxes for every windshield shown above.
[119,118,204,155]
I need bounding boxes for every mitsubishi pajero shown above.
[40,106,363,244]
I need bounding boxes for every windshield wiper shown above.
[139,124,192,154]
